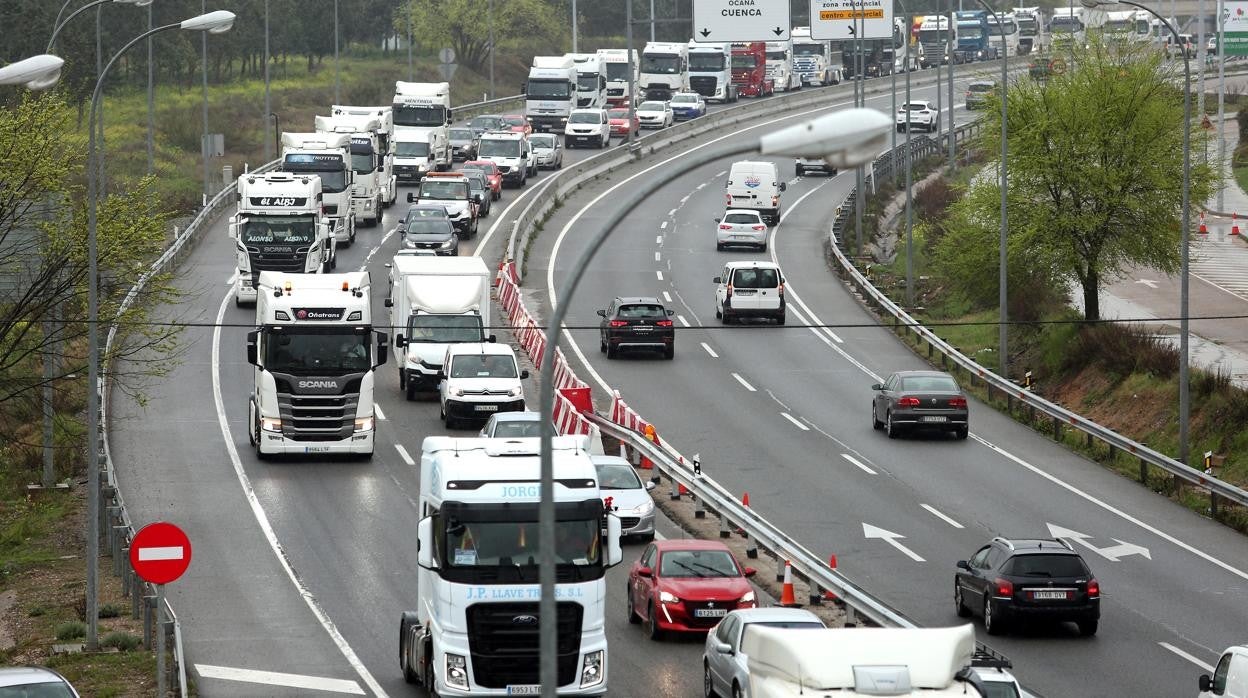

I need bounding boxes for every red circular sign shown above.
[129,522,192,585]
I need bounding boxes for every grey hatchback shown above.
[871,370,969,439]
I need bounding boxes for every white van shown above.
[1201,645,1248,698]
[725,161,786,224]
[714,260,786,325]
[438,343,529,429]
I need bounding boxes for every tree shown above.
[396,0,565,72]
[952,42,1216,321]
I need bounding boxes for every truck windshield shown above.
[478,139,521,157]
[1017,18,1038,34]
[449,353,517,378]
[605,62,631,80]
[765,50,787,60]
[731,55,760,69]
[689,54,726,71]
[641,55,681,74]
[576,74,599,91]
[407,314,484,343]
[443,519,601,568]
[241,215,316,246]
[986,20,1017,33]
[283,155,348,193]
[419,181,468,200]
[395,141,430,157]
[350,152,374,174]
[958,26,984,39]
[393,104,446,127]
[918,29,946,43]
[1050,17,1082,32]
[792,44,824,57]
[527,79,573,99]
[263,327,370,374]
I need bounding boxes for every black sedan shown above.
[871,370,968,439]
[396,204,451,241]
[448,127,478,161]
[467,114,504,137]
[598,297,675,360]
[401,218,459,256]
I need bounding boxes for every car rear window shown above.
[618,304,666,318]
[724,213,760,224]
[731,268,779,288]
[900,375,959,391]
[1005,554,1089,577]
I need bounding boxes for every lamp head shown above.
[180,10,235,34]
[1079,0,1110,7]
[0,54,64,90]
[758,108,893,169]
[117,0,156,6]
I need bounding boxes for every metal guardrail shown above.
[826,137,1248,513]
[453,93,525,122]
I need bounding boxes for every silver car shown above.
[0,667,81,697]
[703,608,824,698]
[529,133,563,170]
[478,411,553,438]
[715,209,768,251]
[591,455,656,541]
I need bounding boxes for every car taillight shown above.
[656,320,673,327]
[897,396,921,407]
[994,578,1014,597]
[948,397,967,408]
[719,224,733,230]
[771,195,779,206]
[608,320,628,327]
[752,225,766,231]
[726,284,733,299]
[726,194,732,205]
[777,283,784,297]
[1086,579,1100,598]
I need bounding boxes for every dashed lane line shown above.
[1158,642,1216,673]
[194,665,365,695]
[395,444,416,466]
[701,342,719,358]
[676,315,691,327]
[781,412,810,430]
[920,503,963,528]
[732,372,757,391]
[841,453,877,475]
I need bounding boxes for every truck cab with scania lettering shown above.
[245,271,388,460]
[229,172,336,306]
[399,436,623,696]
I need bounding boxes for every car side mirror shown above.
[743,567,757,578]
[245,330,258,366]
[645,481,657,491]
[871,383,883,390]
[395,334,406,348]
[666,309,675,316]
[488,334,497,343]
[1199,675,1213,692]
[384,298,394,308]
[407,192,416,203]
[520,369,530,379]
[713,276,722,284]
[436,371,447,380]
[714,218,721,224]
[778,182,787,192]
[956,560,970,570]
[637,566,652,578]
[714,641,733,655]
[596,309,606,317]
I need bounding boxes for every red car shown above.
[607,108,640,137]
[461,160,502,200]
[501,114,532,135]
[627,539,757,640]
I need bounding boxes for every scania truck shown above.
[229,172,335,306]
[1012,7,1046,54]
[640,41,689,100]
[526,56,579,132]
[597,48,637,106]
[281,132,355,246]
[731,42,773,97]
[399,435,623,695]
[393,81,453,175]
[955,11,998,62]
[919,15,955,67]
[246,271,387,460]
[687,41,738,102]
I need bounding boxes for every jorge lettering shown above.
[502,485,540,498]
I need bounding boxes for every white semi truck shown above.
[527,56,579,132]
[245,271,387,460]
[399,435,623,695]
[764,40,797,91]
[281,132,355,246]
[565,53,609,109]
[744,625,988,698]
[1012,7,1047,54]
[985,12,1021,56]
[229,172,336,306]
[597,48,638,106]
[639,41,689,101]
[386,251,492,399]
[919,15,955,67]
[686,41,738,102]
[790,27,841,86]
[393,81,453,177]
[327,105,398,223]
[314,113,385,228]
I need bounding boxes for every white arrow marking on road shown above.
[1135,278,1160,289]
[137,546,184,562]
[863,523,925,562]
[1046,523,1152,561]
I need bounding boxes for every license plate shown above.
[1032,590,1068,600]
[304,446,331,452]
[734,289,757,295]
[733,235,751,240]
[507,686,541,695]
[694,608,728,618]
[632,326,652,331]
[920,415,948,423]
[475,405,500,412]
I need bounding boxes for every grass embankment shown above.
[862,164,1248,531]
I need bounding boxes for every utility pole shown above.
[334,0,340,104]
[1218,0,1227,211]
[201,0,209,199]
[146,2,154,173]
[572,0,579,52]
[264,0,272,162]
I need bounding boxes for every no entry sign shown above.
[129,522,192,585]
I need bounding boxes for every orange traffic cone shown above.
[779,560,800,607]
[639,424,657,469]
[823,555,840,602]
[1234,213,1241,236]
[1199,212,1208,234]
[736,493,750,535]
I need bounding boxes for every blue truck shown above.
[954,11,1000,62]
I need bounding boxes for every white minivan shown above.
[1201,645,1248,698]
[725,161,786,224]
[438,343,529,429]
[714,260,786,325]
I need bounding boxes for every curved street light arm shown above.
[47,0,113,52]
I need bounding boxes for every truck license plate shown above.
[694,608,728,618]
[304,446,332,452]
[920,416,947,423]
[475,405,500,412]
[507,686,541,695]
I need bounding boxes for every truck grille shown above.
[274,377,361,441]
[607,87,624,97]
[323,204,339,215]
[246,250,307,275]
[466,602,583,688]
[689,76,719,96]
[793,57,818,72]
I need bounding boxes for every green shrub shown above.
[55,621,86,641]
[98,604,122,619]
[101,632,141,652]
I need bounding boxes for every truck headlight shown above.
[260,417,282,433]
[452,387,464,397]
[659,591,679,604]
[353,416,374,432]
[445,653,469,689]
[580,650,605,688]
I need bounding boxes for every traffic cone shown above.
[1199,211,1208,234]
[779,560,800,607]
[736,493,750,536]
[1234,213,1241,236]
[823,555,840,602]
[676,457,689,495]
[639,424,657,470]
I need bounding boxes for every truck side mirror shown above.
[228,221,238,240]
[417,516,436,569]
[605,514,623,567]
[520,369,530,379]
[407,192,417,203]
[445,109,453,123]
[246,330,258,365]
[394,333,407,348]
[375,332,388,367]
[779,181,787,192]
[384,298,394,308]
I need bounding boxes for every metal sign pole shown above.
[157,584,166,698]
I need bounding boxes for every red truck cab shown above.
[731,42,775,98]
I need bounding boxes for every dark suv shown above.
[597,297,675,360]
[954,537,1100,636]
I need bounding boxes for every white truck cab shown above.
[281,132,355,246]
[597,48,638,106]
[229,172,335,306]
[393,81,453,174]
[323,105,398,224]
[764,40,796,92]
[438,343,527,429]
[640,42,689,101]
[566,52,609,109]
[687,41,738,103]
[527,56,580,132]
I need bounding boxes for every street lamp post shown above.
[974,0,1010,379]
[535,107,893,698]
[264,0,271,162]
[334,0,340,104]
[905,10,915,309]
[1083,0,1192,462]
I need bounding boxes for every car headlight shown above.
[354,416,374,432]
[632,499,654,515]
[740,591,755,604]
[508,386,522,398]
[440,237,456,249]
[260,417,282,433]
[452,387,464,397]
[659,591,679,604]
[580,650,604,688]
[445,653,469,689]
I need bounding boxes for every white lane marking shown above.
[210,293,389,698]
[863,523,926,562]
[732,373,757,391]
[661,221,669,229]
[358,227,396,271]
[680,195,690,203]
[656,235,663,244]
[781,412,810,431]
[841,453,877,475]
[137,546,185,561]
[195,665,365,695]
[387,474,420,509]
[374,404,386,421]
[695,182,707,190]
[473,173,561,257]
[677,315,691,327]
[770,183,844,344]
[663,291,673,302]
[700,342,719,358]
[395,444,416,466]
[715,170,728,177]
[226,271,237,286]
[668,208,678,216]
[1158,642,1216,673]
[920,503,963,528]
[656,270,664,281]
[766,390,789,411]
[655,251,662,262]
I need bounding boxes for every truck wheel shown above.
[406,381,417,402]
[235,294,244,308]
[423,646,439,696]
[400,619,418,684]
